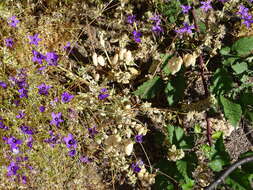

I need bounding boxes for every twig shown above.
[205,155,253,190]
[192,8,212,146]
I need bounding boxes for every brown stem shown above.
[205,155,253,190]
[192,8,212,146]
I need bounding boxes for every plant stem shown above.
[205,155,253,190]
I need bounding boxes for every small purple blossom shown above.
[21,176,28,184]
[8,16,20,27]
[132,30,142,43]
[46,52,58,66]
[37,83,51,95]
[181,5,191,14]
[0,81,7,89]
[64,133,77,149]
[98,88,109,100]
[68,149,76,157]
[27,136,33,149]
[150,15,162,25]
[44,131,59,147]
[32,50,45,64]
[50,112,64,127]
[39,106,45,112]
[0,121,9,130]
[131,161,143,173]
[61,92,74,103]
[135,134,143,143]
[88,126,98,138]
[20,125,34,135]
[7,162,19,176]
[152,24,163,34]
[5,38,14,47]
[18,88,28,98]
[16,111,25,119]
[80,156,91,163]
[28,34,42,46]
[175,22,195,35]
[127,14,136,25]
[7,136,22,149]
[200,1,212,12]
[237,5,253,28]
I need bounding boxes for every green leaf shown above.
[198,21,206,33]
[232,36,253,56]
[212,131,223,140]
[222,57,238,66]
[133,76,163,99]
[208,159,224,172]
[165,74,186,105]
[210,68,234,96]
[220,46,231,55]
[240,92,253,106]
[181,179,195,190]
[220,95,242,127]
[225,169,252,190]
[231,62,248,74]
[176,160,189,180]
[165,125,175,144]
[175,127,184,141]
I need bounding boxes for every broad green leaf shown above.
[231,62,248,74]
[176,160,189,180]
[222,57,238,66]
[220,46,230,55]
[210,68,234,96]
[232,36,253,56]
[133,76,163,99]
[208,159,224,172]
[182,179,195,190]
[165,74,186,105]
[175,127,184,141]
[212,131,223,140]
[220,95,242,127]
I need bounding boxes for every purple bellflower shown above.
[61,92,74,103]
[28,34,42,46]
[7,162,19,176]
[18,88,28,98]
[132,30,142,43]
[50,112,64,127]
[127,14,136,25]
[0,81,7,89]
[5,38,14,47]
[46,52,58,66]
[8,16,20,27]
[20,125,34,135]
[135,134,143,143]
[175,22,195,35]
[16,111,25,119]
[64,133,77,149]
[181,5,191,14]
[32,50,45,64]
[200,1,212,12]
[98,88,109,100]
[68,149,76,157]
[37,83,51,95]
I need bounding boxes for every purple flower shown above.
[80,156,91,163]
[20,125,34,135]
[39,106,45,112]
[28,34,42,46]
[131,162,142,173]
[7,136,22,149]
[88,126,98,137]
[237,5,253,28]
[32,50,45,64]
[135,135,143,143]
[16,111,25,119]
[132,30,142,43]
[5,38,14,47]
[152,24,163,34]
[21,176,28,184]
[0,121,9,130]
[50,112,64,127]
[181,5,191,14]
[37,83,51,95]
[68,149,76,157]
[150,15,162,25]
[18,88,28,98]
[61,92,74,103]
[127,14,136,25]
[27,136,33,148]
[8,16,20,27]
[7,162,19,176]
[98,88,109,100]
[64,133,77,149]
[44,131,59,147]
[46,52,58,66]
[175,22,195,35]
[0,81,7,89]
[200,1,212,12]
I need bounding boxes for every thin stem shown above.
[205,155,253,190]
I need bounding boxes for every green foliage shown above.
[165,74,186,106]
[231,36,253,56]
[220,95,242,127]
[231,62,248,74]
[133,76,163,99]
[158,0,181,23]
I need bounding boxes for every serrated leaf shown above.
[176,160,189,180]
[133,76,163,99]
[165,74,186,105]
[232,36,253,56]
[231,62,248,74]
[220,95,242,127]
[175,127,184,141]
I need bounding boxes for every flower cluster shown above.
[237,5,253,28]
